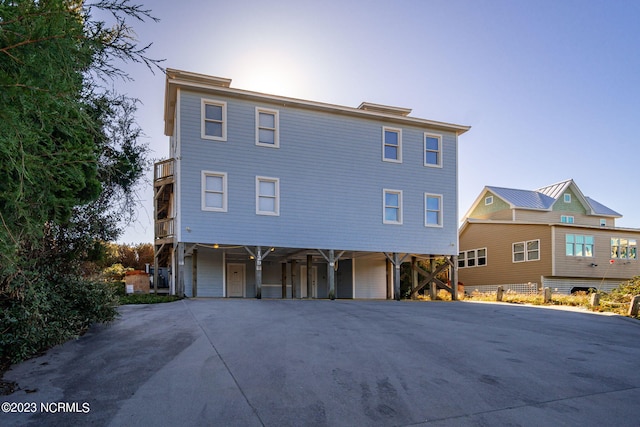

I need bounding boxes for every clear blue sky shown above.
[115,0,640,243]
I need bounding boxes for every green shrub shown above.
[108,280,126,297]
[0,276,118,365]
[606,276,640,303]
[119,294,182,304]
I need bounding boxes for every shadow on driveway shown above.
[2,299,640,426]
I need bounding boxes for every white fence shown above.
[467,283,539,296]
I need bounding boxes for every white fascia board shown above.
[164,71,471,136]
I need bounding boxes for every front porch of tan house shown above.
[165,244,459,300]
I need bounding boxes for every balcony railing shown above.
[154,158,174,182]
[155,218,175,239]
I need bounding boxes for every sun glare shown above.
[231,51,308,98]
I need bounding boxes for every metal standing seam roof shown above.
[484,180,621,217]
[536,179,573,200]
[486,186,556,210]
[585,197,622,217]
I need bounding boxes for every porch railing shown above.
[154,158,174,182]
[155,218,175,239]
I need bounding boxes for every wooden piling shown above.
[629,295,640,316]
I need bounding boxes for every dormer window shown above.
[485,196,493,206]
[564,194,571,203]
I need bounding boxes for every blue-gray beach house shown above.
[153,69,470,299]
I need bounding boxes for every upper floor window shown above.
[561,215,574,224]
[611,238,637,260]
[485,196,493,206]
[256,108,279,148]
[201,99,227,141]
[425,193,443,227]
[459,248,487,268]
[382,127,402,163]
[513,239,539,263]
[424,133,442,167]
[256,176,280,216]
[202,171,227,212]
[383,189,403,224]
[564,194,571,203]
[566,234,594,257]
[600,219,607,227]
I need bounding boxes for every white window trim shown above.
[424,193,443,227]
[512,239,540,263]
[201,171,228,212]
[382,127,402,163]
[383,189,403,225]
[561,215,575,224]
[611,237,637,260]
[424,133,443,168]
[477,248,487,266]
[564,194,571,203]
[255,107,280,148]
[459,247,488,268]
[485,196,494,206]
[256,176,280,216]
[201,99,227,141]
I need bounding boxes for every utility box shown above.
[124,270,150,294]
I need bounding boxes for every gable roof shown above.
[486,186,555,210]
[463,179,621,220]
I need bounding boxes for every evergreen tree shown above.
[0,0,161,364]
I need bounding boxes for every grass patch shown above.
[463,289,638,318]
[466,291,591,307]
[119,294,182,305]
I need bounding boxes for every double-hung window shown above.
[383,189,402,224]
[201,99,227,141]
[202,171,227,212]
[513,239,540,263]
[256,177,280,216]
[256,108,279,147]
[424,133,442,167]
[425,194,443,227]
[382,127,402,163]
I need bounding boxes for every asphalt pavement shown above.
[2,299,639,426]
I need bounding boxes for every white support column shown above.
[384,252,409,301]
[255,246,262,299]
[307,254,313,299]
[328,249,335,300]
[393,253,401,301]
[318,249,343,300]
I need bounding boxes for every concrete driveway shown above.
[2,299,639,426]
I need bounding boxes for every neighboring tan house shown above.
[154,69,470,299]
[458,179,640,294]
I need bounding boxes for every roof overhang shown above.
[164,68,471,137]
